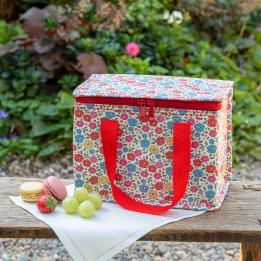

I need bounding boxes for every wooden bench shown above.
[0,177,261,261]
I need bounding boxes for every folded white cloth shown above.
[10,184,205,261]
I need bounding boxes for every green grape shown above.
[73,187,89,203]
[79,200,96,218]
[87,192,103,209]
[62,196,79,214]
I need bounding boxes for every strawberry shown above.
[37,195,57,213]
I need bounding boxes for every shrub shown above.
[0,0,260,162]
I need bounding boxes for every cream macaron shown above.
[19,182,44,202]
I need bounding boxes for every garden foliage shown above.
[0,0,260,162]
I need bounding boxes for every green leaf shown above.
[38,142,62,157]
[38,104,58,116]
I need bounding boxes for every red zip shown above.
[75,96,222,111]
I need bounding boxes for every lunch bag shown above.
[73,74,233,214]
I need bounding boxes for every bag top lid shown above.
[73,74,233,102]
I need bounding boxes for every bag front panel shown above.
[73,102,230,211]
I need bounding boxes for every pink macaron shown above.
[43,176,67,202]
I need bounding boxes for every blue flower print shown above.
[103,184,109,189]
[167,121,173,130]
[75,134,84,143]
[193,169,203,177]
[105,111,115,119]
[139,184,149,193]
[206,190,216,199]
[128,118,137,127]
[127,172,133,177]
[142,134,147,139]
[89,149,94,154]
[140,139,150,148]
[86,104,95,109]
[75,179,84,188]
[194,123,205,132]
[166,167,173,177]
[207,184,213,190]
[178,110,187,115]
[209,139,215,145]
[123,147,129,153]
[193,177,199,183]
[127,163,136,172]
[76,174,82,179]
[100,162,105,170]
[195,132,200,137]
[207,145,217,153]
[172,115,182,122]
[117,151,123,157]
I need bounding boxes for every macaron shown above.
[19,182,44,202]
[43,176,67,202]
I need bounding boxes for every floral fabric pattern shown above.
[73,74,233,102]
[73,74,233,211]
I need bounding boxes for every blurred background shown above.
[0,0,260,260]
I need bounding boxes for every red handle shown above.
[101,119,191,215]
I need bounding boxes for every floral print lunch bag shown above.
[73,74,233,214]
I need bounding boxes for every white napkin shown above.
[10,184,205,261]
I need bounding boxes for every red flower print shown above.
[141,171,149,177]
[127,153,135,161]
[118,128,123,136]
[208,118,217,127]
[208,176,216,183]
[76,121,84,127]
[191,141,199,148]
[88,167,96,174]
[156,137,165,145]
[155,182,163,190]
[120,159,127,166]
[115,174,122,181]
[83,160,91,167]
[154,173,161,179]
[83,114,91,122]
[206,165,216,173]
[164,195,173,201]
[139,159,148,168]
[89,176,98,184]
[193,159,202,167]
[100,190,108,196]
[75,110,84,118]
[148,165,156,172]
[165,151,172,160]
[124,180,132,187]
[209,130,217,137]
[201,156,209,162]
[74,154,83,162]
[90,132,99,140]
[190,186,198,193]
[149,119,157,127]
[134,149,142,156]
[76,165,83,172]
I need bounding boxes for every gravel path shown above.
[0,156,260,261]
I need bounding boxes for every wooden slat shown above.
[0,178,261,243]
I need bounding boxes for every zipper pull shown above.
[138,101,147,121]
[147,100,155,119]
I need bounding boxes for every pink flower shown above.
[134,149,142,156]
[90,156,97,163]
[125,135,133,142]
[201,156,209,162]
[126,42,140,57]
[76,165,83,172]
[124,180,132,187]
[76,121,84,127]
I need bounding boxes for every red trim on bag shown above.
[75,96,222,111]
